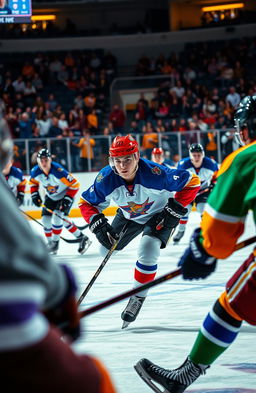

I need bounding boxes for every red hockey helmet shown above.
[152,147,164,155]
[109,135,139,157]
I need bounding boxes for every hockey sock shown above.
[189,298,242,365]
[63,220,82,238]
[134,235,160,297]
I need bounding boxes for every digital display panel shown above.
[0,0,32,23]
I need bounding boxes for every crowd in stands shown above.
[1,36,256,171]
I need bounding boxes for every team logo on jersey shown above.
[151,166,161,175]
[120,197,154,218]
[46,185,59,194]
[96,173,104,183]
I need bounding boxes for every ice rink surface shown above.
[30,211,256,393]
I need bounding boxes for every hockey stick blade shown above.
[21,210,82,244]
[78,234,256,320]
[77,222,128,305]
[134,362,165,393]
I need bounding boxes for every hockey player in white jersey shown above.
[29,148,91,255]
[2,159,26,206]
[173,143,218,244]
[79,135,200,328]
[0,118,117,393]
[151,147,175,169]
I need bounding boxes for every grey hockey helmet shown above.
[234,95,256,144]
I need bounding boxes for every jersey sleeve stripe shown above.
[60,177,80,189]
[204,203,246,223]
[200,210,244,258]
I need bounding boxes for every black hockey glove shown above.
[16,192,24,206]
[155,198,188,231]
[89,213,119,249]
[178,228,217,280]
[59,196,73,216]
[31,191,42,207]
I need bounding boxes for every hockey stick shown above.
[77,223,128,305]
[78,234,256,319]
[21,210,82,244]
[42,204,89,231]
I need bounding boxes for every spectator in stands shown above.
[48,116,63,138]
[87,108,98,134]
[46,94,58,112]
[16,111,36,139]
[12,76,25,94]
[109,104,125,134]
[226,86,241,109]
[35,113,52,138]
[75,129,96,172]
[170,80,185,99]
[58,112,69,133]
[69,122,82,172]
[141,122,158,159]
[204,127,218,161]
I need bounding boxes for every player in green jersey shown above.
[134,95,256,393]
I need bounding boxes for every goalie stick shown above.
[78,234,256,319]
[77,222,128,305]
[21,210,82,244]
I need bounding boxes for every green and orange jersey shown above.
[199,141,256,259]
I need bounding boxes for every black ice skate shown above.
[173,230,185,244]
[134,357,207,393]
[47,240,59,255]
[121,295,145,329]
[77,235,92,254]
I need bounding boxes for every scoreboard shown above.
[0,0,32,23]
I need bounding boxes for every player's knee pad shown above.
[137,235,161,266]
[52,210,64,226]
[42,214,52,229]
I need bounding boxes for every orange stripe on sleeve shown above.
[60,177,80,189]
[218,291,242,321]
[200,211,244,259]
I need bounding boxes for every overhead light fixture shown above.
[31,15,56,21]
[202,3,244,12]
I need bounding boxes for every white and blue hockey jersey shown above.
[5,166,26,197]
[79,158,200,224]
[177,157,218,192]
[29,161,79,201]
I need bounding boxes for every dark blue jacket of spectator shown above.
[18,114,35,139]
[48,125,62,138]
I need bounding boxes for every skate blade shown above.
[134,362,169,393]
[78,240,92,255]
[122,320,131,329]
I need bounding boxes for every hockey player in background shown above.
[29,148,91,255]
[0,117,117,393]
[2,159,26,206]
[151,147,175,169]
[79,134,200,328]
[173,143,218,244]
[135,95,256,393]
